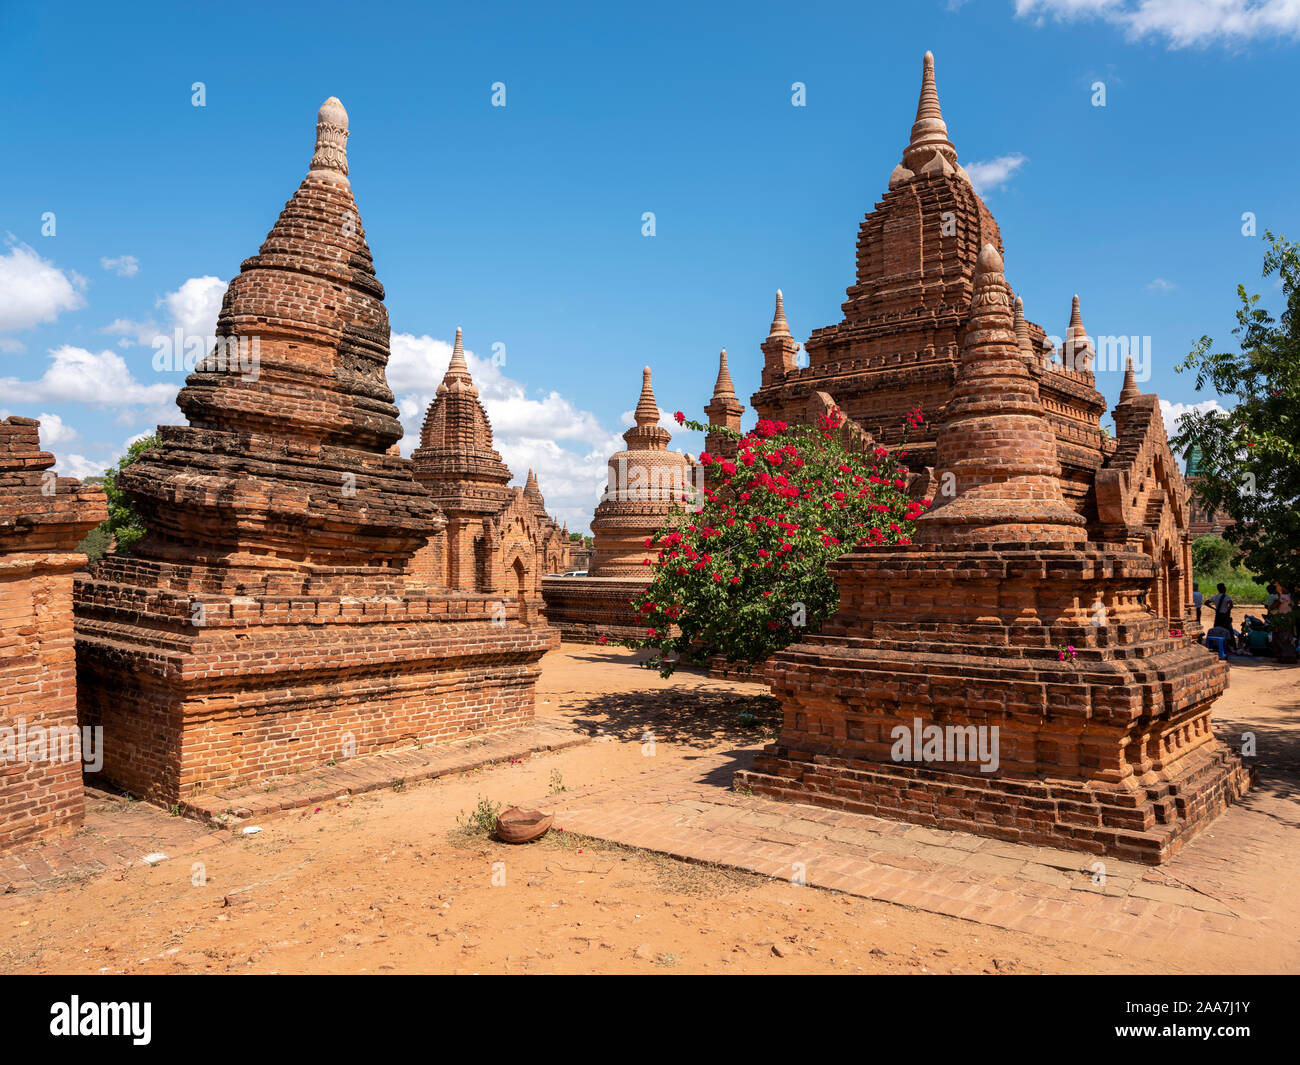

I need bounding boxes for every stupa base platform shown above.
[736,739,1252,865]
[75,568,550,807]
[541,575,649,644]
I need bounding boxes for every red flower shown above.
[598,634,607,644]
[674,411,685,424]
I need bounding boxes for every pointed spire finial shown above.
[310,97,350,180]
[768,289,791,338]
[634,366,660,428]
[1013,295,1034,363]
[712,348,737,399]
[449,327,467,371]
[1119,356,1140,403]
[1064,294,1094,372]
[438,326,478,396]
[900,51,959,180]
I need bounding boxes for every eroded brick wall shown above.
[1,417,106,851]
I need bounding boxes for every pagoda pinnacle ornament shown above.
[890,52,969,188]
[769,289,791,338]
[1119,355,1140,404]
[1062,294,1095,374]
[633,366,661,427]
[309,96,349,181]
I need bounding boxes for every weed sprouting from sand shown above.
[455,795,502,836]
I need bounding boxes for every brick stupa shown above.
[542,367,694,642]
[737,245,1250,863]
[409,327,571,625]
[748,49,1202,634]
[74,99,551,806]
[1,418,106,850]
[703,348,744,462]
[752,53,1111,525]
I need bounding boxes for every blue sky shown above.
[2,0,1297,532]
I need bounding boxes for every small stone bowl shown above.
[495,806,554,844]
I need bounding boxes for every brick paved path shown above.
[533,744,1297,971]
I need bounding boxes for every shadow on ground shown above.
[1214,659,1299,824]
[567,687,781,751]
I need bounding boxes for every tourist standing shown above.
[1193,582,1203,626]
[1210,583,1234,630]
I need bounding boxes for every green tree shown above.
[94,434,159,556]
[1172,232,1300,591]
[1191,533,1233,575]
[622,408,925,676]
[76,523,113,564]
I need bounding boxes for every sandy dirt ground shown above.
[0,646,1295,975]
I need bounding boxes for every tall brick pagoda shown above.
[1,418,106,850]
[409,327,571,623]
[752,52,1108,526]
[542,366,695,642]
[74,99,551,807]
[737,245,1250,863]
[752,51,1196,630]
[734,53,1249,863]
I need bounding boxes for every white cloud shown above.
[964,154,1028,195]
[33,411,78,447]
[1160,398,1229,457]
[1147,277,1177,291]
[56,453,111,480]
[0,239,86,333]
[101,255,140,277]
[101,316,162,346]
[0,345,177,412]
[100,275,226,348]
[1014,0,1300,48]
[162,275,225,340]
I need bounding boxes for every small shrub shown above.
[456,795,502,836]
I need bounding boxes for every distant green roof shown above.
[1185,443,1207,477]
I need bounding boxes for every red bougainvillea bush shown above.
[624,406,927,676]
